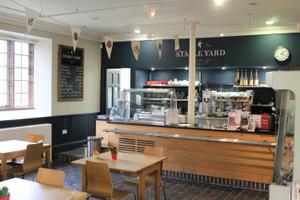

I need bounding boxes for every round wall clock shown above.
[274,46,290,62]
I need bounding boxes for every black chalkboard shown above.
[58,45,84,101]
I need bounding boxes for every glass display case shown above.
[202,90,254,117]
[200,90,255,131]
[109,88,178,125]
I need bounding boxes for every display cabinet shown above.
[109,88,178,125]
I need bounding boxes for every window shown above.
[0,39,34,110]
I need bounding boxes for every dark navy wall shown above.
[135,69,149,88]
[100,33,300,113]
[102,33,300,69]
[137,69,268,86]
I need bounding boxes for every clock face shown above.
[274,46,290,62]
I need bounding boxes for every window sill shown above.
[0,107,34,111]
[0,109,50,121]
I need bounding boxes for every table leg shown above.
[82,165,87,192]
[138,173,146,200]
[45,148,51,168]
[154,163,162,200]
[1,159,7,180]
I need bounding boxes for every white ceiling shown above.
[0,0,299,41]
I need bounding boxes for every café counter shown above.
[96,120,284,185]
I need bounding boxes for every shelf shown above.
[143,98,197,101]
[251,104,274,107]
[234,85,272,88]
[175,99,188,102]
[144,85,200,88]
[214,99,251,103]
[143,98,170,101]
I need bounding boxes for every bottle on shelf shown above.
[235,69,240,86]
[254,69,259,86]
[244,69,248,86]
[249,69,254,86]
[240,69,244,86]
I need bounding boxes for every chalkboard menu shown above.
[58,45,84,101]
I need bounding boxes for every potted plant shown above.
[0,186,10,200]
[108,146,117,160]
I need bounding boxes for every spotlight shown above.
[134,29,141,34]
[214,0,225,6]
[149,8,156,18]
[265,20,274,25]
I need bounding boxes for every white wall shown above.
[50,32,101,116]
[0,124,52,144]
[34,37,52,117]
[0,21,101,117]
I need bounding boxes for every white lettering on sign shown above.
[176,41,226,58]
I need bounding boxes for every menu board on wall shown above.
[58,45,84,101]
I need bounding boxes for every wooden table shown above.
[0,140,51,180]
[0,178,87,200]
[73,152,167,200]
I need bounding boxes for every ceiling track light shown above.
[134,29,141,34]
[214,0,225,6]
[148,7,156,18]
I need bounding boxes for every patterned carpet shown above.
[21,161,269,200]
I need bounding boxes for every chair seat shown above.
[112,188,131,200]
[10,158,24,165]
[123,174,156,187]
[71,191,88,200]
[0,160,13,164]
[10,157,46,166]
[10,165,25,177]
[90,188,130,200]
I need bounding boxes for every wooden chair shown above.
[25,134,47,166]
[85,160,132,200]
[123,146,167,200]
[25,134,44,143]
[36,168,65,188]
[70,191,88,200]
[10,143,43,178]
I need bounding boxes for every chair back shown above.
[23,143,43,173]
[36,168,65,188]
[26,134,44,143]
[86,160,113,198]
[144,146,164,156]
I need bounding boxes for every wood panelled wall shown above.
[97,120,278,184]
[0,113,97,155]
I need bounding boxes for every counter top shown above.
[103,127,276,147]
[104,119,275,135]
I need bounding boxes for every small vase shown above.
[0,197,10,200]
[111,152,117,160]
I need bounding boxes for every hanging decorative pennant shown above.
[25,8,40,34]
[104,36,113,59]
[174,35,180,51]
[156,40,163,59]
[70,27,81,51]
[131,41,140,61]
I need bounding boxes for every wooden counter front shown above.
[96,120,279,184]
